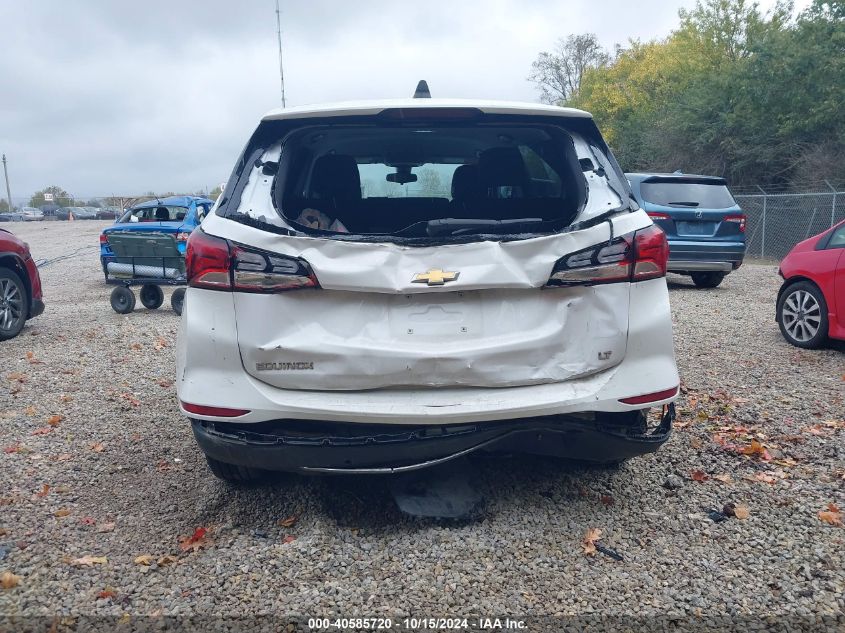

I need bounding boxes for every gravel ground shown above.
[0,221,843,628]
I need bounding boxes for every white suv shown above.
[176,95,679,482]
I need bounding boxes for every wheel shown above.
[205,456,268,483]
[690,272,725,288]
[110,286,136,314]
[0,268,29,341]
[777,281,828,349]
[139,284,164,310]
[171,288,186,315]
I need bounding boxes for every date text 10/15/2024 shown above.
[308,617,527,630]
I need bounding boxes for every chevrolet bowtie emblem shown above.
[412,268,460,286]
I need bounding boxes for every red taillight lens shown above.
[185,229,319,293]
[631,224,669,281]
[619,386,679,405]
[546,224,669,287]
[99,233,108,244]
[186,230,232,290]
[646,211,671,221]
[724,213,746,232]
[180,401,250,418]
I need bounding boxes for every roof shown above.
[626,172,726,183]
[261,98,592,122]
[131,195,213,209]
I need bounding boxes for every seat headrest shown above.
[451,164,481,201]
[310,154,361,200]
[155,207,169,221]
[478,147,529,189]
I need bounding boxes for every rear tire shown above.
[691,272,725,288]
[139,284,164,309]
[205,456,269,483]
[0,268,29,341]
[777,281,828,349]
[110,286,135,314]
[171,288,186,315]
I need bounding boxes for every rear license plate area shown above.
[389,291,482,337]
[676,221,716,236]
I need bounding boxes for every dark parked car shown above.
[627,173,747,288]
[0,228,44,340]
[776,219,845,348]
[0,212,25,222]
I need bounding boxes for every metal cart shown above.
[104,232,187,315]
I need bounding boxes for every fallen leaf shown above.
[7,372,27,383]
[582,528,602,556]
[278,515,298,528]
[97,588,117,600]
[733,504,750,520]
[70,555,108,567]
[713,474,733,484]
[26,351,42,365]
[153,338,168,351]
[120,393,140,407]
[47,415,63,427]
[96,522,116,533]
[819,503,843,526]
[60,395,74,403]
[4,444,23,454]
[157,555,179,566]
[691,470,709,482]
[755,473,778,484]
[81,517,96,526]
[599,494,615,507]
[282,535,297,544]
[134,555,154,566]
[156,379,172,388]
[91,442,105,453]
[690,437,703,449]
[30,427,53,436]
[24,406,36,416]
[54,509,71,518]
[740,440,772,461]
[1,571,21,589]
[35,484,49,498]
[179,527,209,552]
[130,343,142,351]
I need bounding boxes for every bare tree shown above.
[528,33,610,104]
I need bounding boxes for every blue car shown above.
[627,173,746,288]
[99,196,214,281]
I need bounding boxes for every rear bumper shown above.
[29,299,45,319]
[192,406,674,473]
[667,239,745,273]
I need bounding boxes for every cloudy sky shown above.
[0,0,808,203]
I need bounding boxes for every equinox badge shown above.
[412,268,460,286]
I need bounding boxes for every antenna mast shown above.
[275,0,286,108]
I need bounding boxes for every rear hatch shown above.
[203,105,654,391]
[635,176,744,241]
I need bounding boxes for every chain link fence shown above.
[734,186,844,261]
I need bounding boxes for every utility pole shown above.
[275,0,286,108]
[2,154,12,213]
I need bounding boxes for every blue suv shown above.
[99,196,213,281]
[627,173,746,288]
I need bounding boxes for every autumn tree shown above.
[30,185,73,207]
[528,34,610,104]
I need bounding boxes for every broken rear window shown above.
[274,124,588,236]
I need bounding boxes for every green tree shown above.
[0,199,9,213]
[30,185,73,207]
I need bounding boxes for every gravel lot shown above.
[0,221,843,628]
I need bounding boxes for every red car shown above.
[777,219,845,348]
[0,228,44,340]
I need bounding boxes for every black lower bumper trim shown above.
[191,407,674,474]
[29,299,44,319]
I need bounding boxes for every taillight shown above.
[619,386,679,405]
[646,211,671,221]
[185,229,319,292]
[546,224,668,287]
[724,213,746,232]
[231,245,318,292]
[186,230,231,289]
[631,224,670,281]
[99,233,108,244]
